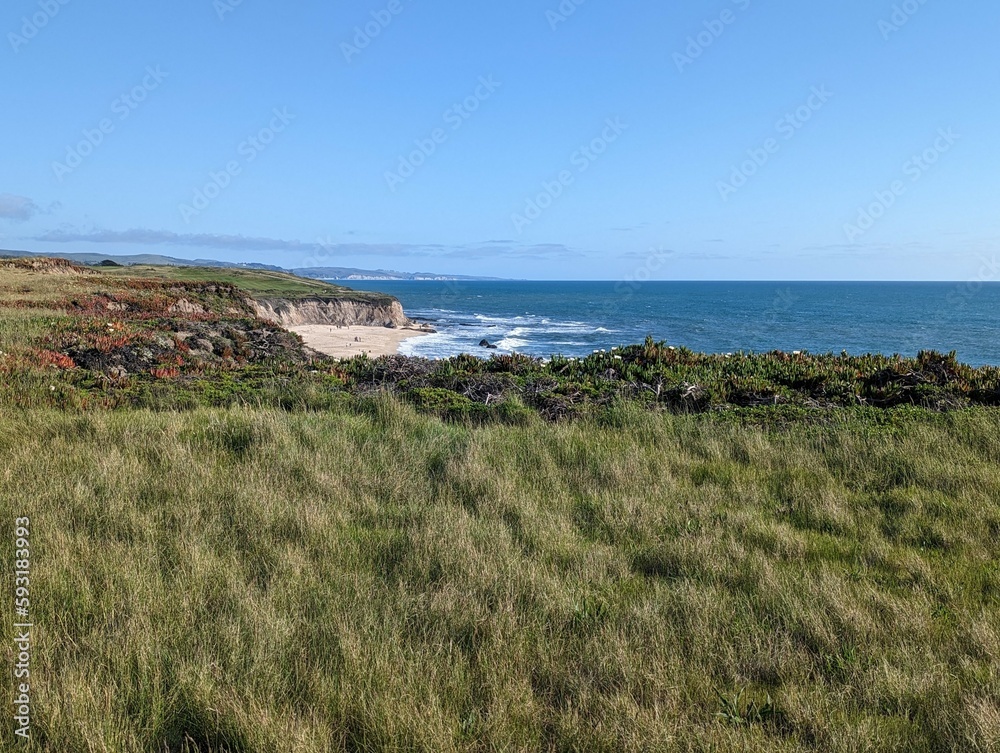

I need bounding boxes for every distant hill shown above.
[291,267,503,281]
[0,249,284,271]
[0,249,503,281]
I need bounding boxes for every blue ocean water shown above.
[339,281,1000,366]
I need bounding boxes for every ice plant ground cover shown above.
[2,260,1000,418]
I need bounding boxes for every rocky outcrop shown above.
[1,257,85,275]
[168,298,208,316]
[249,297,413,329]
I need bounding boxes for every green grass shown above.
[4,262,1000,416]
[2,260,999,750]
[91,265,393,303]
[1,401,998,751]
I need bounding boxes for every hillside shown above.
[0,259,998,751]
[1,249,284,271]
[90,263,396,303]
[0,257,407,396]
[290,266,506,281]
[0,249,504,281]
[3,257,1000,414]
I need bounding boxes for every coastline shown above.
[290,324,432,358]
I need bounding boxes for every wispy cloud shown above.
[445,242,584,260]
[30,227,584,264]
[618,249,675,261]
[32,228,436,258]
[611,222,651,232]
[797,240,934,256]
[0,194,41,222]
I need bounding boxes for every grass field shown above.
[0,257,392,303]
[90,264,393,302]
[1,403,998,752]
[1,260,998,751]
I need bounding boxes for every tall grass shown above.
[1,400,998,751]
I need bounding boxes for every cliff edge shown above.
[249,297,416,329]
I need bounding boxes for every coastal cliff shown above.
[249,296,413,329]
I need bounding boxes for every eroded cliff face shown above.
[249,297,412,328]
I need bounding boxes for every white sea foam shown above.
[473,313,528,324]
[495,337,529,350]
[395,306,623,359]
[398,332,464,359]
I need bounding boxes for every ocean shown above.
[338,281,1000,366]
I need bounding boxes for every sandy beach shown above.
[291,324,431,358]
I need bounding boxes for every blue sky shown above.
[1,0,997,280]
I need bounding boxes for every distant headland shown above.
[0,249,506,282]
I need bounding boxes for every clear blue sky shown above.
[2,0,998,279]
